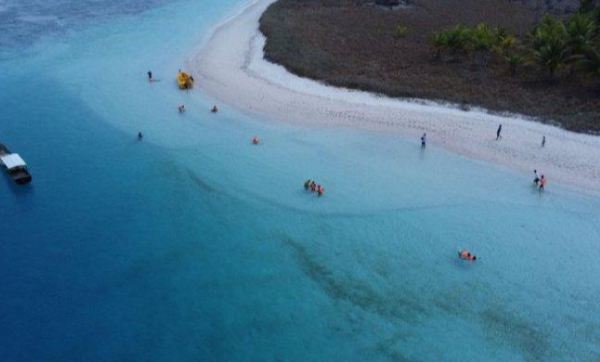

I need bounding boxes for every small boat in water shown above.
[0,143,32,185]
[177,71,194,89]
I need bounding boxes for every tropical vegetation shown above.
[429,2,600,82]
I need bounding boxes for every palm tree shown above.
[575,46,600,78]
[428,32,448,59]
[505,53,525,76]
[468,23,497,74]
[497,33,518,53]
[470,23,495,51]
[429,25,471,61]
[531,38,570,77]
[445,24,472,58]
[529,15,570,77]
[531,14,567,46]
[567,12,597,56]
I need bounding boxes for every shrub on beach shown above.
[395,25,408,38]
[505,53,526,76]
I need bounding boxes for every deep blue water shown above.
[0,0,173,49]
[1,0,600,361]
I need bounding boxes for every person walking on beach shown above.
[496,124,502,140]
[533,169,540,186]
[421,133,427,148]
[542,136,546,147]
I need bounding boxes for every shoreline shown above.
[190,0,600,194]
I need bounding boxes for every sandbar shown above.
[191,0,600,194]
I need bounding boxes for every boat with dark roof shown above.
[0,143,32,185]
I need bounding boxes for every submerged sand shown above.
[190,0,600,194]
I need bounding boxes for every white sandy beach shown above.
[191,0,600,193]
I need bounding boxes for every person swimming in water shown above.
[539,175,546,190]
[211,105,218,113]
[304,180,311,190]
[147,71,152,81]
[317,185,324,196]
[459,249,476,261]
[137,132,143,140]
[178,104,185,113]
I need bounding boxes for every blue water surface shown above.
[0,0,174,49]
[1,0,600,361]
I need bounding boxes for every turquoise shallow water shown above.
[1,0,600,361]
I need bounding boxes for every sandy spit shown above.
[190,0,600,194]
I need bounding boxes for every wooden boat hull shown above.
[14,172,32,185]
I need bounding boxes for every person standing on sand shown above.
[542,136,546,147]
[496,124,502,140]
[421,133,427,148]
[533,169,540,186]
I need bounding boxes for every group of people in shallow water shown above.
[141,71,267,152]
[137,71,226,139]
[141,71,538,263]
[422,128,548,191]
[142,70,266,150]
[304,180,325,196]
[178,104,218,114]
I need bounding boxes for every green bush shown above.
[395,25,408,38]
[428,6,600,80]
